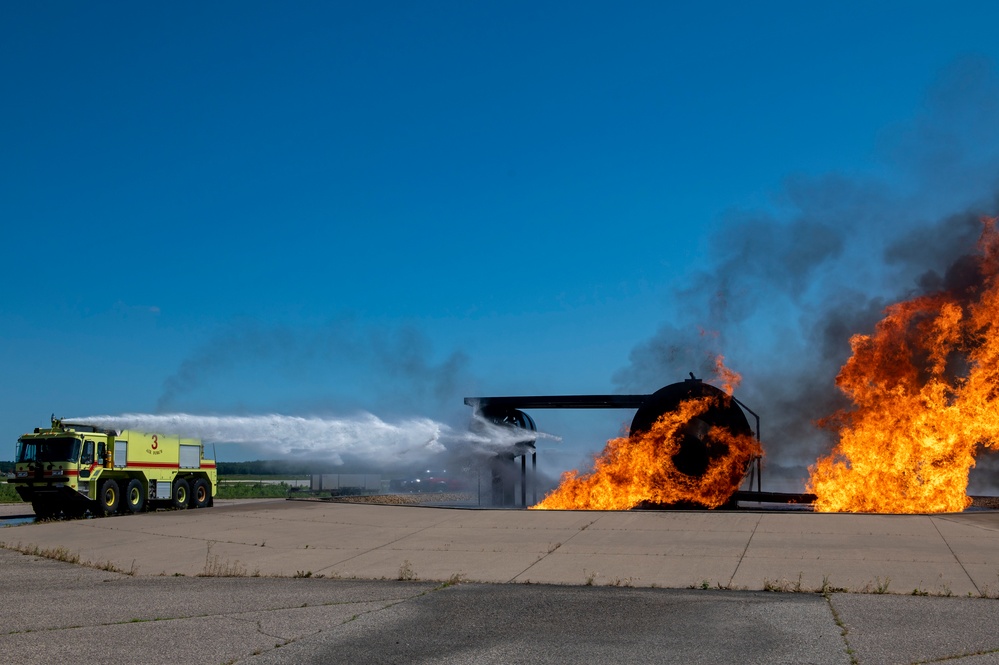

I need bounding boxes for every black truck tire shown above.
[172,478,190,510]
[124,478,145,514]
[192,478,211,509]
[99,479,120,516]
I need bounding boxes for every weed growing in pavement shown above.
[199,540,249,577]
[397,559,417,581]
[763,572,806,593]
[979,584,999,599]
[436,572,466,590]
[763,578,791,592]
[864,577,891,594]
[200,555,248,577]
[1,541,139,576]
[820,575,847,594]
[3,541,80,564]
[821,582,860,665]
[93,559,139,576]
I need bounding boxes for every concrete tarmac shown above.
[2,499,999,664]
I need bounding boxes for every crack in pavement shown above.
[727,513,762,588]
[929,517,981,596]
[507,516,602,583]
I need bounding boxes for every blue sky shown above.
[3,2,999,488]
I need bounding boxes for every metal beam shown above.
[464,394,651,410]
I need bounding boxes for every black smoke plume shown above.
[614,57,999,491]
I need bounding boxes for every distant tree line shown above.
[216,460,346,475]
[0,461,12,473]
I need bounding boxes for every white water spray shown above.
[66,412,559,467]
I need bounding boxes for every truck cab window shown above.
[81,440,95,465]
[16,440,35,463]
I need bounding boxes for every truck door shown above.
[80,440,95,478]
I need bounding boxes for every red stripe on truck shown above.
[124,462,217,469]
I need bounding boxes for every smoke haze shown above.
[157,319,472,416]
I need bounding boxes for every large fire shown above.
[808,217,999,513]
[533,365,762,510]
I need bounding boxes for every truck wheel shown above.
[99,479,120,516]
[172,478,190,510]
[192,479,211,508]
[124,479,145,514]
[31,501,59,520]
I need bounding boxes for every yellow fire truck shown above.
[7,417,217,519]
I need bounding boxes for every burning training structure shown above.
[465,374,764,509]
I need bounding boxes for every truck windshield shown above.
[16,437,82,463]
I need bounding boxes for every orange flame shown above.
[533,360,761,510]
[714,354,741,395]
[808,217,999,513]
